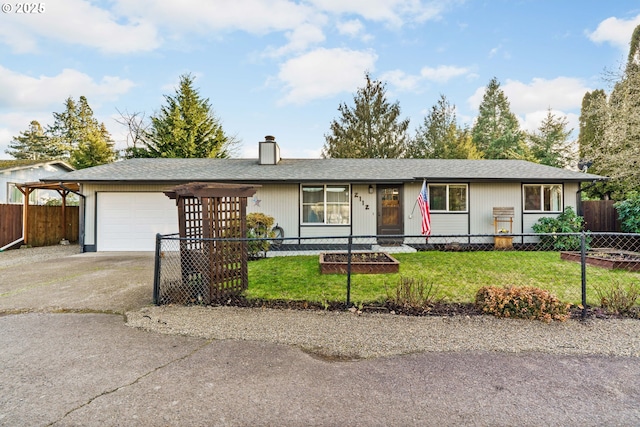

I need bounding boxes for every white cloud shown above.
[265,23,327,57]
[116,0,319,35]
[467,77,590,114]
[381,70,422,91]
[337,19,364,37]
[336,19,372,41]
[381,65,470,93]
[0,66,135,110]
[0,0,160,54]
[467,77,587,136]
[308,0,448,26]
[587,14,640,50]
[420,65,469,83]
[276,48,377,105]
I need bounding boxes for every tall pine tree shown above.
[48,96,117,168]
[471,77,528,159]
[322,73,409,158]
[5,120,62,160]
[526,108,574,168]
[406,94,480,159]
[125,74,237,159]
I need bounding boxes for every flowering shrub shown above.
[475,285,570,322]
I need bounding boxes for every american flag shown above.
[417,180,431,236]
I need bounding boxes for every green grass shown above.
[246,251,640,306]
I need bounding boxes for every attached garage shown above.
[96,192,178,251]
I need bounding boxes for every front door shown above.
[377,185,403,244]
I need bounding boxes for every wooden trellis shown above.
[164,182,259,303]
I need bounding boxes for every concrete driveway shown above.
[1,245,639,426]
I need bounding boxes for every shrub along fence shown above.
[153,232,640,319]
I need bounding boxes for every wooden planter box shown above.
[560,249,640,271]
[319,252,400,274]
[494,236,513,249]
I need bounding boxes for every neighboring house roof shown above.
[0,159,74,174]
[42,158,605,184]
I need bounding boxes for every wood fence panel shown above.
[27,205,79,246]
[0,204,23,247]
[0,204,79,248]
[583,200,621,232]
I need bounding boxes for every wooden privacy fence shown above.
[0,204,79,248]
[582,200,621,232]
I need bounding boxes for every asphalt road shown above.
[0,246,639,426]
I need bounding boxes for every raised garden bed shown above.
[560,248,640,271]
[319,252,400,274]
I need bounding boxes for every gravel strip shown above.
[0,244,81,268]
[127,305,640,359]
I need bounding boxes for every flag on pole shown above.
[417,180,431,236]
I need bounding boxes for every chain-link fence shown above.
[154,232,640,318]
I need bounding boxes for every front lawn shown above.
[246,251,640,307]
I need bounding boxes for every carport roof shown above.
[42,157,606,184]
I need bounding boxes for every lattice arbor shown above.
[164,183,258,304]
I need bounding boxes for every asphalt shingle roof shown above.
[0,159,73,173]
[42,158,605,184]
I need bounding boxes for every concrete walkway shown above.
[0,246,639,426]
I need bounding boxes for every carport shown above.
[14,181,81,247]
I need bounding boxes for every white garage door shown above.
[97,192,178,251]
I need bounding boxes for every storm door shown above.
[376,184,403,244]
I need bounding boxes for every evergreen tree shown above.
[526,108,574,168]
[406,94,456,158]
[471,77,527,159]
[581,24,640,199]
[125,74,237,158]
[578,89,607,161]
[70,123,117,169]
[5,120,62,160]
[406,95,481,159]
[322,73,409,158]
[446,127,482,159]
[48,96,117,168]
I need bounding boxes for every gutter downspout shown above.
[0,237,24,252]
[60,183,86,253]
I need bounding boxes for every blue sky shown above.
[1,0,639,160]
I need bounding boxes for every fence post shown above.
[581,231,587,319]
[346,234,353,307]
[153,233,162,305]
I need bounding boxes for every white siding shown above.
[246,184,298,238]
[1,163,71,204]
[300,226,351,239]
[404,182,469,236]
[403,182,423,235]
[351,184,376,236]
[469,182,522,235]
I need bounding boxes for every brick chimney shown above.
[259,135,280,165]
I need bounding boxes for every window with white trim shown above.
[523,184,562,212]
[302,184,350,224]
[429,184,468,212]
